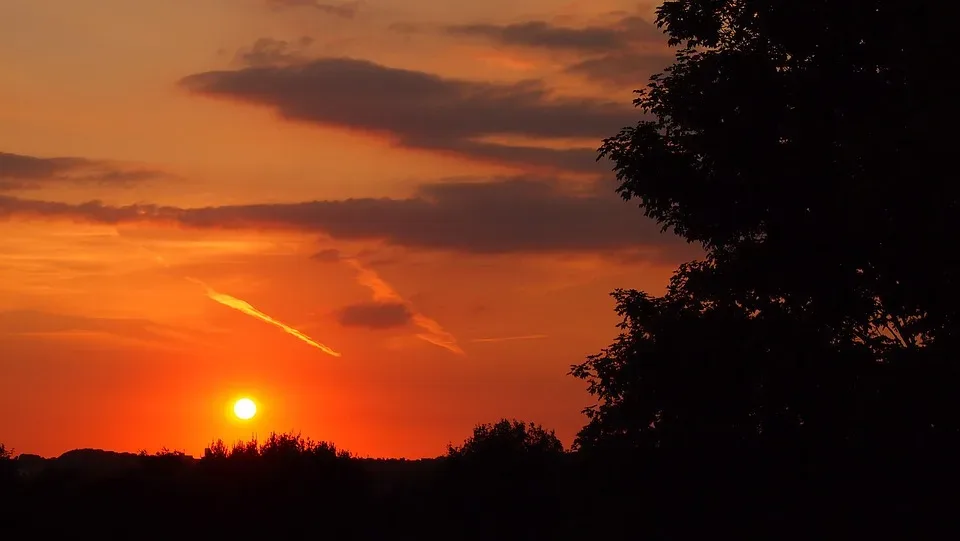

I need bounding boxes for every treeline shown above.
[2,421,953,539]
[1,423,586,538]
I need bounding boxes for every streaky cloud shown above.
[185,277,341,357]
[265,0,360,18]
[1,151,168,191]
[341,258,463,355]
[470,334,548,343]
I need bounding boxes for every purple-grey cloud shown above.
[0,152,167,192]
[404,15,672,89]
[0,178,700,259]
[447,21,620,52]
[441,15,665,52]
[178,57,633,172]
[265,0,360,18]
[235,37,315,67]
[565,51,674,86]
[336,302,412,329]
[311,248,343,262]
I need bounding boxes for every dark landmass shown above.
[2,424,956,539]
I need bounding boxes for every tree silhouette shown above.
[575,0,956,453]
[441,420,567,539]
[446,419,564,459]
[0,443,15,484]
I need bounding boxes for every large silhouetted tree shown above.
[574,0,955,453]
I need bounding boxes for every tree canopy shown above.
[574,0,955,452]
[446,419,564,460]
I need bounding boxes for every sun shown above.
[233,398,257,420]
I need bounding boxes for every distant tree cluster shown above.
[202,431,351,461]
[0,424,594,538]
[446,419,563,459]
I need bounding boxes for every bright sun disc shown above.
[233,398,257,420]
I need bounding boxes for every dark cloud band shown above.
[178,58,632,172]
[0,152,166,192]
[0,178,697,258]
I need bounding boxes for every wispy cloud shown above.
[470,334,548,343]
[234,37,314,68]
[341,257,463,355]
[0,151,168,192]
[0,310,190,345]
[111,234,340,356]
[442,16,665,52]
[184,277,341,357]
[265,0,361,18]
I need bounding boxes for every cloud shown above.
[565,51,674,86]
[265,0,360,18]
[470,334,548,343]
[403,16,671,89]
[447,21,626,52]
[0,152,167,191]
[341,258,463,354]
[336,301,412,329]
[311,248,343,262]
[435,15,665,52]
[185,277,341,357]
[0,310,184,344]
[178,57,631,172]
[0,178,698,259]
[235,37,314,68]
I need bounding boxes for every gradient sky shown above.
[0,0,697,458]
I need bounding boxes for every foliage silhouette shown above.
[0,444,15,484]
[446,418,564,459]
[576,0,955,450]
[0,426,584,539]
[569,1,955,536]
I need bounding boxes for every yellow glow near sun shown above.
[233,398,257,420]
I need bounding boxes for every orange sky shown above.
[0,0,696,458]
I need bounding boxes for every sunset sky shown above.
[0,0,698,458]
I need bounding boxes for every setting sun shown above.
[233,398,257,420]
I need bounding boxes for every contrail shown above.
[185,277,342,357]
[342,257,464,355]
[113,230,341,357]
[470,334,548,343]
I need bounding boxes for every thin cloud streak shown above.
[184,277,341,357]
[265,0,361,18]
[0,151,168,191]
[470,334,548,343]
[341,258,463,355]
[113,233,338,355]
